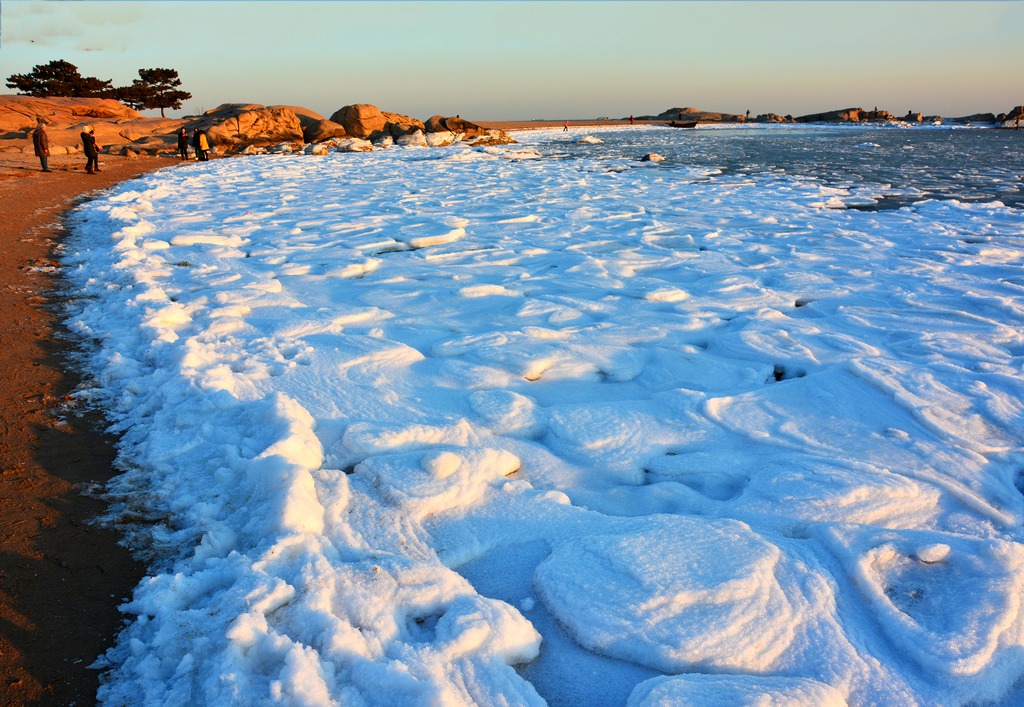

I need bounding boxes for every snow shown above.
[62,126,1024,705]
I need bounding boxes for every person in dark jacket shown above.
[177,127,190,160]
[80,125,100,174]
[32,118,51,172]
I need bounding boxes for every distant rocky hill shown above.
[0,95,513,157]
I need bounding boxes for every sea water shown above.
[545,123,1024,209]
[63,124,1024,706]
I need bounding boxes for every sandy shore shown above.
[0,151,179,705]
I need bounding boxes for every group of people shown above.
[31,118,100,174]
[178,127,211,161]
[30,118,213,173]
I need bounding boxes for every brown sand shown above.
[0,151,180,705]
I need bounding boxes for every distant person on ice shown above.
[177,127,190,160]
[80,125,100,174]
[563,120,569,132]
[32,118,50,172]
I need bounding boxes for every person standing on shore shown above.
[192,128,210,161]
[177,127,190,160]
[80,125,100,174]
[32,118,51,172]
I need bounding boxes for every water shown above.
[542,125,1024,210]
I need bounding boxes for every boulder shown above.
[423,115,489,138]
[396,130,427,147]
[276,105,348,143]
[331,104,386,139]
[426,131,460,147]
[305,142,332,156]
[335,137,374,153]
[382,111,424,137]
[640,153,666,162]
[303,118,348,143]
[196,103,304,151]
[422,115,514,146]
[330,104,423,140]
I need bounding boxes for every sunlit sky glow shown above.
[2,1,1021,121]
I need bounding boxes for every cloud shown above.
[3,0,145,52]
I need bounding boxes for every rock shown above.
[466,130,517,147]
[425,131,460,147]
[381,111,424,137]
[329,104,424,141]
[276,104,348,143]
[952,113,996,124]
[330,104,386,139]
[997,106,1023,129]
[656,106,744,123]
[423,115,488,138]
[334,137,374,153]
[796,107,866,123]
[372,135,394,149]
[197,104,304,151]
[0,95,140,133]
[267,142,298,154]
[304,118,348,143]
[752,113,794,124]
[640,153,665,162]
[305,142,332,156]
[396,130,427,147]
[796,107,899,123]
[902,112,924,123]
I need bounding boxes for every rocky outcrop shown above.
[752,113,794,123]
[997,106,1023,129]
[0,95,141,133]
[195,104,304,151]
[952,113,997,124]
[655,107,744,123]
[796,107,902,123]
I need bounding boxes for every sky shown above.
[1,1,1021,121]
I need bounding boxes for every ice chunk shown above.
[534,516,804,673]
[627,673,846,707]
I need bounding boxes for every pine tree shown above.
[121,68,192,118]
[5,59,113,98]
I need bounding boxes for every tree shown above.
[120,68,192,117]
[5,59,112,98]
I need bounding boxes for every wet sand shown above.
[0,151,179,705]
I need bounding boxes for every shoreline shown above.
[0,152,178,704]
